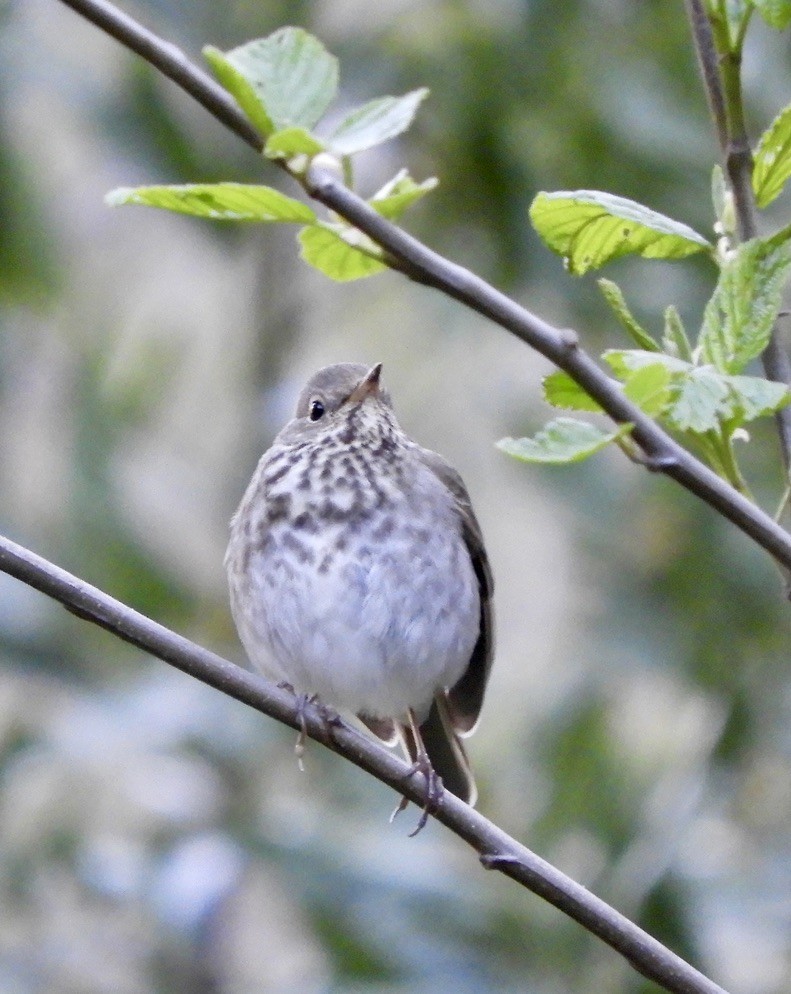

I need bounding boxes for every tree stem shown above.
[686,0,791,475]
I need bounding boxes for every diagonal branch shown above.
[56,0,791,572]
[0,532,729,994]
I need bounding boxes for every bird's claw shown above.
[294,693,312,772]
[393,755,444,837]
[283,691,343,771]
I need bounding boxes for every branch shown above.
[684,0,729,154]
[0,532,729,994]
[685,0,791,475]
[304,166,791,564]
[57,0,791,573]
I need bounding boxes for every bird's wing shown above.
[415,447,494,736]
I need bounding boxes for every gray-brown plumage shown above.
[225,362,494,807]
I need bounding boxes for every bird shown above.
[225,361,493,822]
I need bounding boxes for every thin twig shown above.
[0,532,729,994]
[685,0,729,153]
[685,0,791,474]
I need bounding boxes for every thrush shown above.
[225,362,494,816]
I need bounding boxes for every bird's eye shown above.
[309,399,325,422]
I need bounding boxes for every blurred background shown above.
[2,1,791,991]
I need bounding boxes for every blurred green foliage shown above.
[2,2,791,993]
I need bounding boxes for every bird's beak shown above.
[347,362,383,404]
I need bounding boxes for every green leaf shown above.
[544,363,671,418]
[543,371,603,412]
[603,349,691,379]
[753,0,791,29]
[298,225,386,281]
[597,278,660,350]
[203,45,276,137]
[662,305,694,361]
[724,374,791,423]
[265,127,325,163]
[622,363,672,417]
[753,103,791,208]
[498,418,631,464]
[529,190,712,275]
[207,29,338,137]
[105,183,317,223]
[369,170,438,220]
[666,367,732,433]
[603,354,791,434]
[699,237,791,373]
[328,88,429,156]
[664,367,791,435]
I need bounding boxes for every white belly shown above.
[229,520,479,722]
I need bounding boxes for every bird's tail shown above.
[404,695,477,807]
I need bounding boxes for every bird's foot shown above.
[391,754,444,837]
[279,689,342,770]
[313,699,344,749]
[293,693,314,771]
[389,794,410,823]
